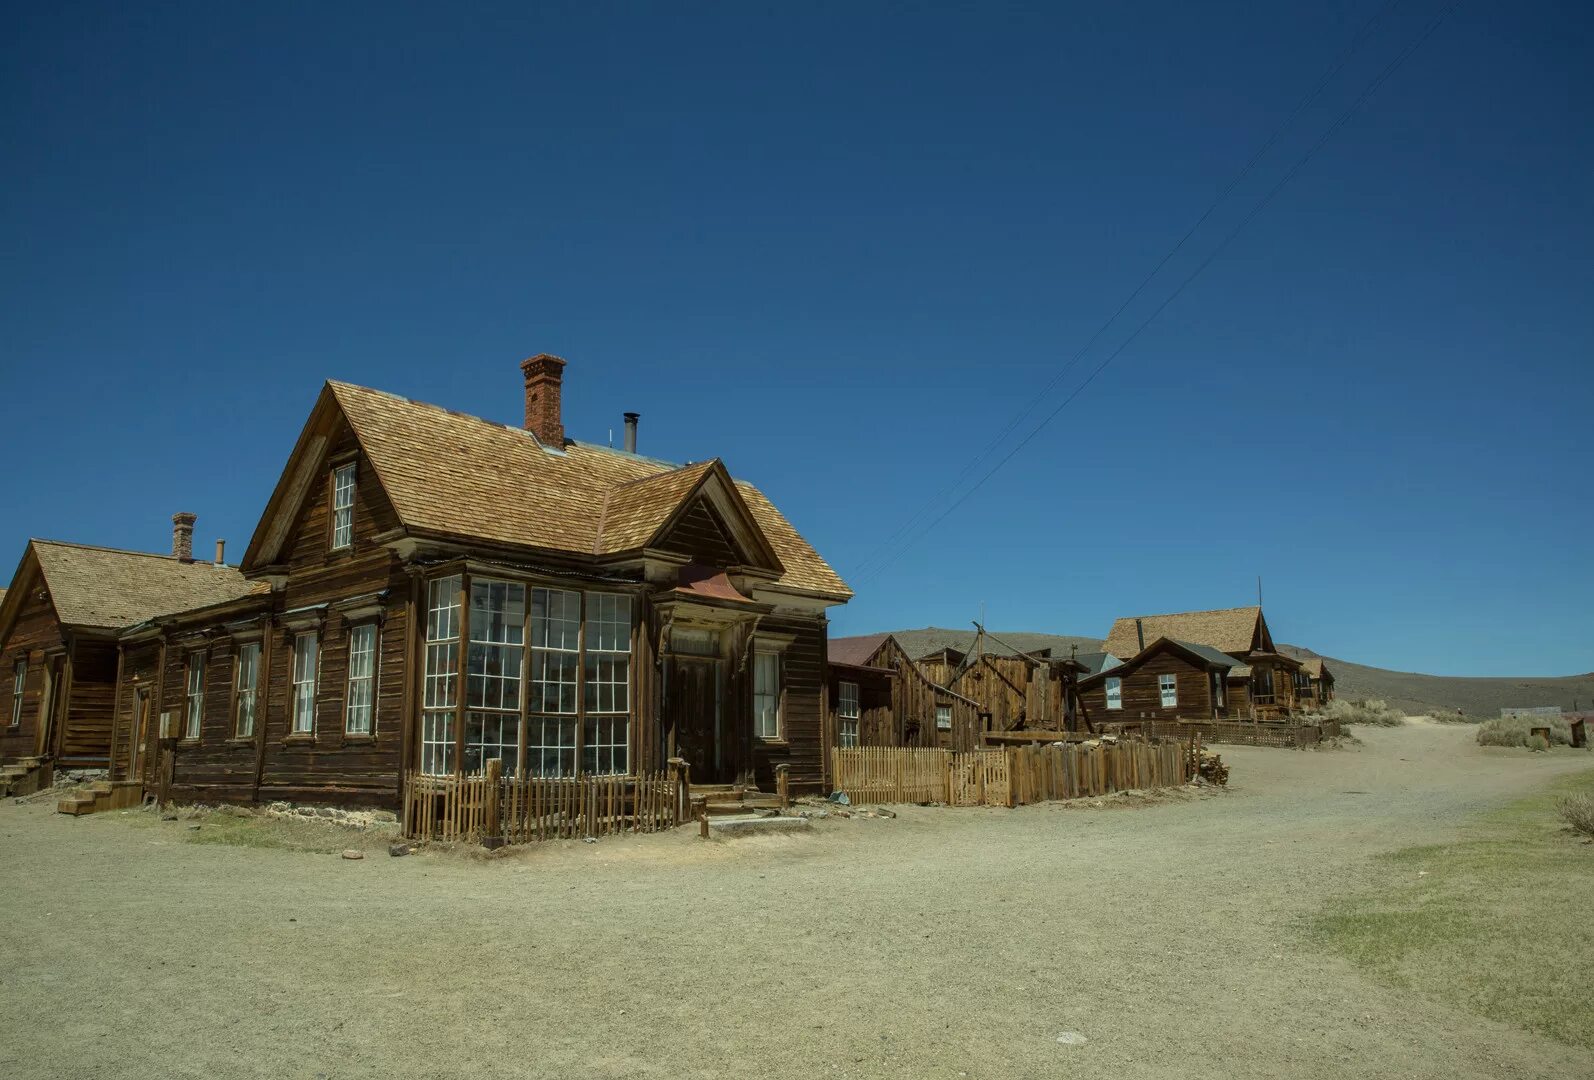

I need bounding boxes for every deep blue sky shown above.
[3,2,1590,676]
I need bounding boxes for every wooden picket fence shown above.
[831,737,1191,809]
[402,768,684,844]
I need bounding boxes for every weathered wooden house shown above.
[1076,637,1233,723]
[823,658,895,753]
[0,526,254,791]
[1295,656,1335,709]
[1103,606,1303,719]
[826,633,984,750]
[941,626,1087,735]
[102,355,850,810]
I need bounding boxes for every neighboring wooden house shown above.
[1103,606,1304,719]
[827,633,984,750]
[105,355,851,810]
[1076,637,1233,723]
[941,625,1087,735]
[1296,656,1335,709]
[824,659,895,755]
[0,525,254,781]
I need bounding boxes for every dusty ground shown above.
[1,722,1591,1080]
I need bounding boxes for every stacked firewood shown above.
[1195,748,1229,786]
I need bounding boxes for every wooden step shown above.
[57,796,96,816]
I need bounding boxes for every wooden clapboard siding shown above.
[282,423,401,573]
[0,581,63,762]
[655,497,741,566]
[1079,646,1221,723]
[948,654,1072,733]
[749,613,826,793]
[862,636,983,752]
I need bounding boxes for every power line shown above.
[850,0,1404,580]
[855,2,1459,587]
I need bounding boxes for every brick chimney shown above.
[172,512,197,561]
[520,354,567,447]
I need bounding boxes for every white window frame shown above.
[935,704,952,730]
[421,576,461,775]
[582,592,631,775]
[10,659,25,728]
[184,652,205,740]
[753,651,781,740]
[344,623,378,735]
[291,632,319,734]
[234,642,260,737]
[1159,673,1177,708]
[838,680,860,748]
[331,462,356,550]
[1105,677,1123,710]
[464,578,525,775]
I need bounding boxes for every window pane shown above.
[467,578,525,711]
[464,712,520,777]
[235,643,259,737]
[332,463,356,548]
[421,711,455,775]
[527,715,577,777]
[185,654,205,739]
[839,681,860,720]
[292,633,318,733]
[753,652,779,738]
[581,715,628,775]
[345,624,377,734]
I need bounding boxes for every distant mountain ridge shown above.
[845,627,1594,717]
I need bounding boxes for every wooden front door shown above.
[668,656,731,784]
[128,689,150,783]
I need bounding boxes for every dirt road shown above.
[1,722,1590,1080]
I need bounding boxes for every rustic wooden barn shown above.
[101,356,851,812]
[1076,637,1233,724]
[827,634,985,751]
[1103,606,1303,719]
[0,527,255,790]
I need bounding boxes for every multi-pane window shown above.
[331,462,356,550]
[1106,677,1123,710]
[753,651,780,739]
[465,579,524,774]
[184,653,206,739]
[838,681,860,748]
[1252,667,1275,705]
[528,587,580,775]
[421,576,461,775]
[583,593,631,774]
[291,632,318,734]
[935,704,952,730]
[1159,673,1178,708]
[234,642,260,737]
[10,659,25,728]
[344,624,377,735]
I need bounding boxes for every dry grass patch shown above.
[1317,697,1406,726]
[111,803,401,854]
[1558,793,1594,838]
[1311,769,1594,1049]
[1476,714,1576,749]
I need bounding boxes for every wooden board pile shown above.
[1192,747,1229,786]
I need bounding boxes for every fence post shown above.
[775,763,790,810]
[669,757,690,824]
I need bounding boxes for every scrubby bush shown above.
[1475,715,1573,749]
[1317,698,1406,726]
[1426,708,1484,724]
[1557,794,1594,838]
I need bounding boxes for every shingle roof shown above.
[858,627,1104,662]
[1103,607,1261,658]
[328,382,849,600]
[1170,640,1237,670]
[1298,656,1328,679]
[1073,651,1120,675]
[829,633,889,667]
[31,540,262,630]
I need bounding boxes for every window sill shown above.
[341,733,377,745]
[283,733,317,746]
[224,736,256,746]
[177,738,200,748]
[756,736,789,747]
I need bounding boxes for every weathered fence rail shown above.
[1101,719,1336,749]
[402,767,683,844]
[831,737,1192,808]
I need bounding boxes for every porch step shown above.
[56,780,142,817]
[707,814,811,837]
[0,758,53,798]
[693,785,785,816]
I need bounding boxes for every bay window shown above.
[421,575,461,775]
[465,579,524,774]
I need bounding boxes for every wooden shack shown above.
[1104,606,1303,720]
[1296,656,1335,709]
[943,625,1087,735]
[0,527,254,790]
[98,355,851,811]
[1076,637,1233,723]
[827,634,984,751]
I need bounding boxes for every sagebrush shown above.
[1559,794,1594,838]
[1316,698,1405,726]
[1426,708,1484,724]
[1476,715,1574,749]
